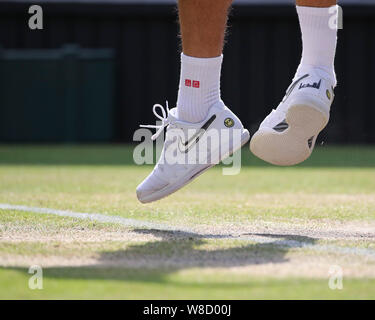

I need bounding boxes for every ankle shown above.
[296,63,336,86]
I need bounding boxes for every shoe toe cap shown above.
[136,173,169,203]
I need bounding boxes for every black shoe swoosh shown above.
[282,74,309,103]
[178,114,217,154]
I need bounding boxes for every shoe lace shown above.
[140,101,171,140]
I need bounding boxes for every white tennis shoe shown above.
[136,101,250,203]
[250,67,335,166]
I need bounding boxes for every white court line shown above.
[0,203,176,231]
[1,203,375,259]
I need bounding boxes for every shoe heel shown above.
[286,103,329,137]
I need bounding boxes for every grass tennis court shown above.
[0,145,374,299]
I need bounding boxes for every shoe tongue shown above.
[170,109,204,128]
[166,108,189,133]
[168,107,178,122]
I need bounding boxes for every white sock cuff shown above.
[296,5,338,17]
[181,53,223,67]
[296,5,338,30]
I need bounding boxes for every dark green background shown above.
[0,2,374,143]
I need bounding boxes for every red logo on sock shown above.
[192,80,200,88]
[185,79,200,88]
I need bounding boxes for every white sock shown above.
[296,5,338,84]
[177,53,223,123]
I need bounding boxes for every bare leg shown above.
[296,0,336,7]
[178,0,233,58]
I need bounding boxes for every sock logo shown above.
[185,79,200,88]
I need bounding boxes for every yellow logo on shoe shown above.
[224,118,234,128]
[326,89,331,100]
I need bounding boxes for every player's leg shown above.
[136,0,249,203]
[177,0,231,123]
[250,0,338,166]
[178,0,230,58]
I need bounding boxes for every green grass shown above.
[1,267,375,299]
[0,145,374,299]
[1,144,375,167]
